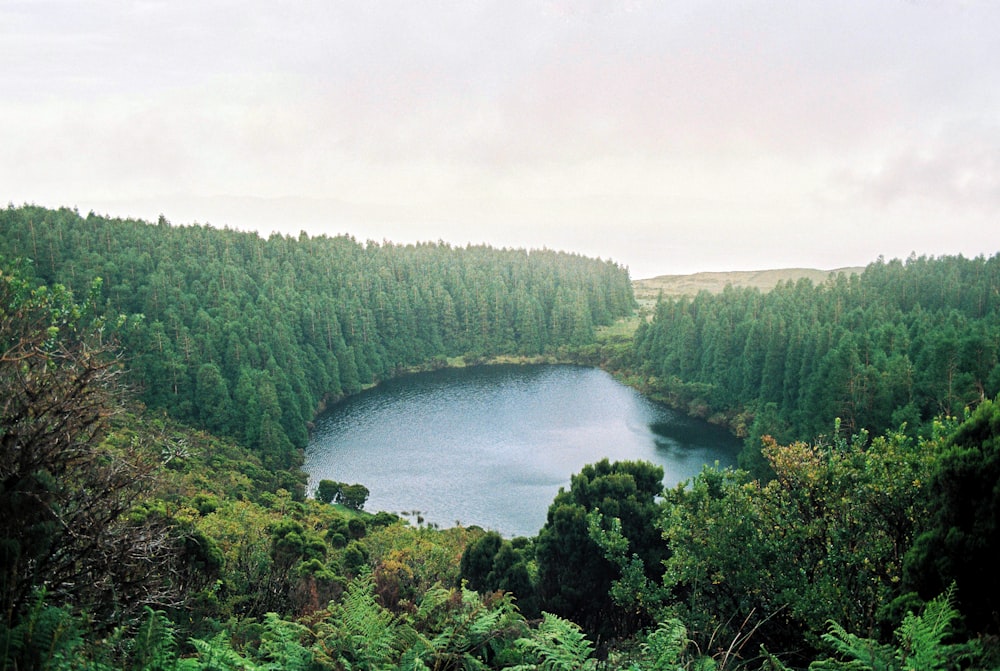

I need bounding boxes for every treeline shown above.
[632,254,1000,470]
[0,204,634,470]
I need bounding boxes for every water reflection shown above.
[305,364,740,537]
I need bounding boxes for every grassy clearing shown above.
[632,266,865,308]
[596,314,643,341]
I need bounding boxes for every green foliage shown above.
[638,618,693,671]
[903,399,1000,635]
[662,426,938,663]
[535,459,666,641]
[342,540,369,573]
[311,570,534,670]
[460,531,539,618]
[257,612,315,670]
[0,591,84,671]
[313,571,411,669]
[129,607,181,671]
[810,586,981,671]
[632,255,1000,475]
[509,612,597,671]
[461,531,505,591]
[0,205,635,470]
[10,208,1000,669]
[361,523,474,610]
[0,263,181,626]
[588,508,667,622]
[315,479,338,505]
[401,586,525,670]
[186,632,260,671]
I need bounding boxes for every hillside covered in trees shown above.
[0,204,634,474]
[631,255,1000,474]
[3,203,1000,669]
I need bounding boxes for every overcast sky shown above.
[3,1,999,278]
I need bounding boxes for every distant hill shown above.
[633,266,866,306]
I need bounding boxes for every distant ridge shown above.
[633,266,866,305]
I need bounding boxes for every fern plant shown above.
[400,585,524,671]
[640,618,694,671]
[608,617,722,671]
[810,585,981,671]
[509,612,597,671]
[810,620,896,671]
[127,607,181,671]
[185,632,262,671]
[0,590,85,671]
[256,612,314,671]
[312,570,412,670]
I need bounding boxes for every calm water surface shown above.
[305,365,740,537]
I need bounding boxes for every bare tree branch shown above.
[1,266,183,627]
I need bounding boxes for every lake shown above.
[305,364,741,537]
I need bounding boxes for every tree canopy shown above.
[0,204,635,470]
[903,399,1000,636]
[632,254,1000,475]
[534,459,667,642]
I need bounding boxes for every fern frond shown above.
[894,584,980,671]
[641,617,688,670]
[509,612,596,671]
[397,646,433,671]
[758,646,794,671]
[807,655,873,670]
[315,571,412,669]
[189,632,260,671]
[257,612,313,671]
[817,619,894,671]
[0,591,85,671]
[468,604,506,639]
[131,606,179,671]
[813,585,982,671]
[405,586,524,671]
[414,584,452,622]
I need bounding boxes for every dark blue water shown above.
[305,365,740,537]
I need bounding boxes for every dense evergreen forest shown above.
[631,255,1000,474]
[0,204,634,473]
[2,203,999,669]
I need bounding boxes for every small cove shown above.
[305,364,741,537]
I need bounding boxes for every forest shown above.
[0,205,634,473]
[630,254,1000,476]
[2,203,999,670]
